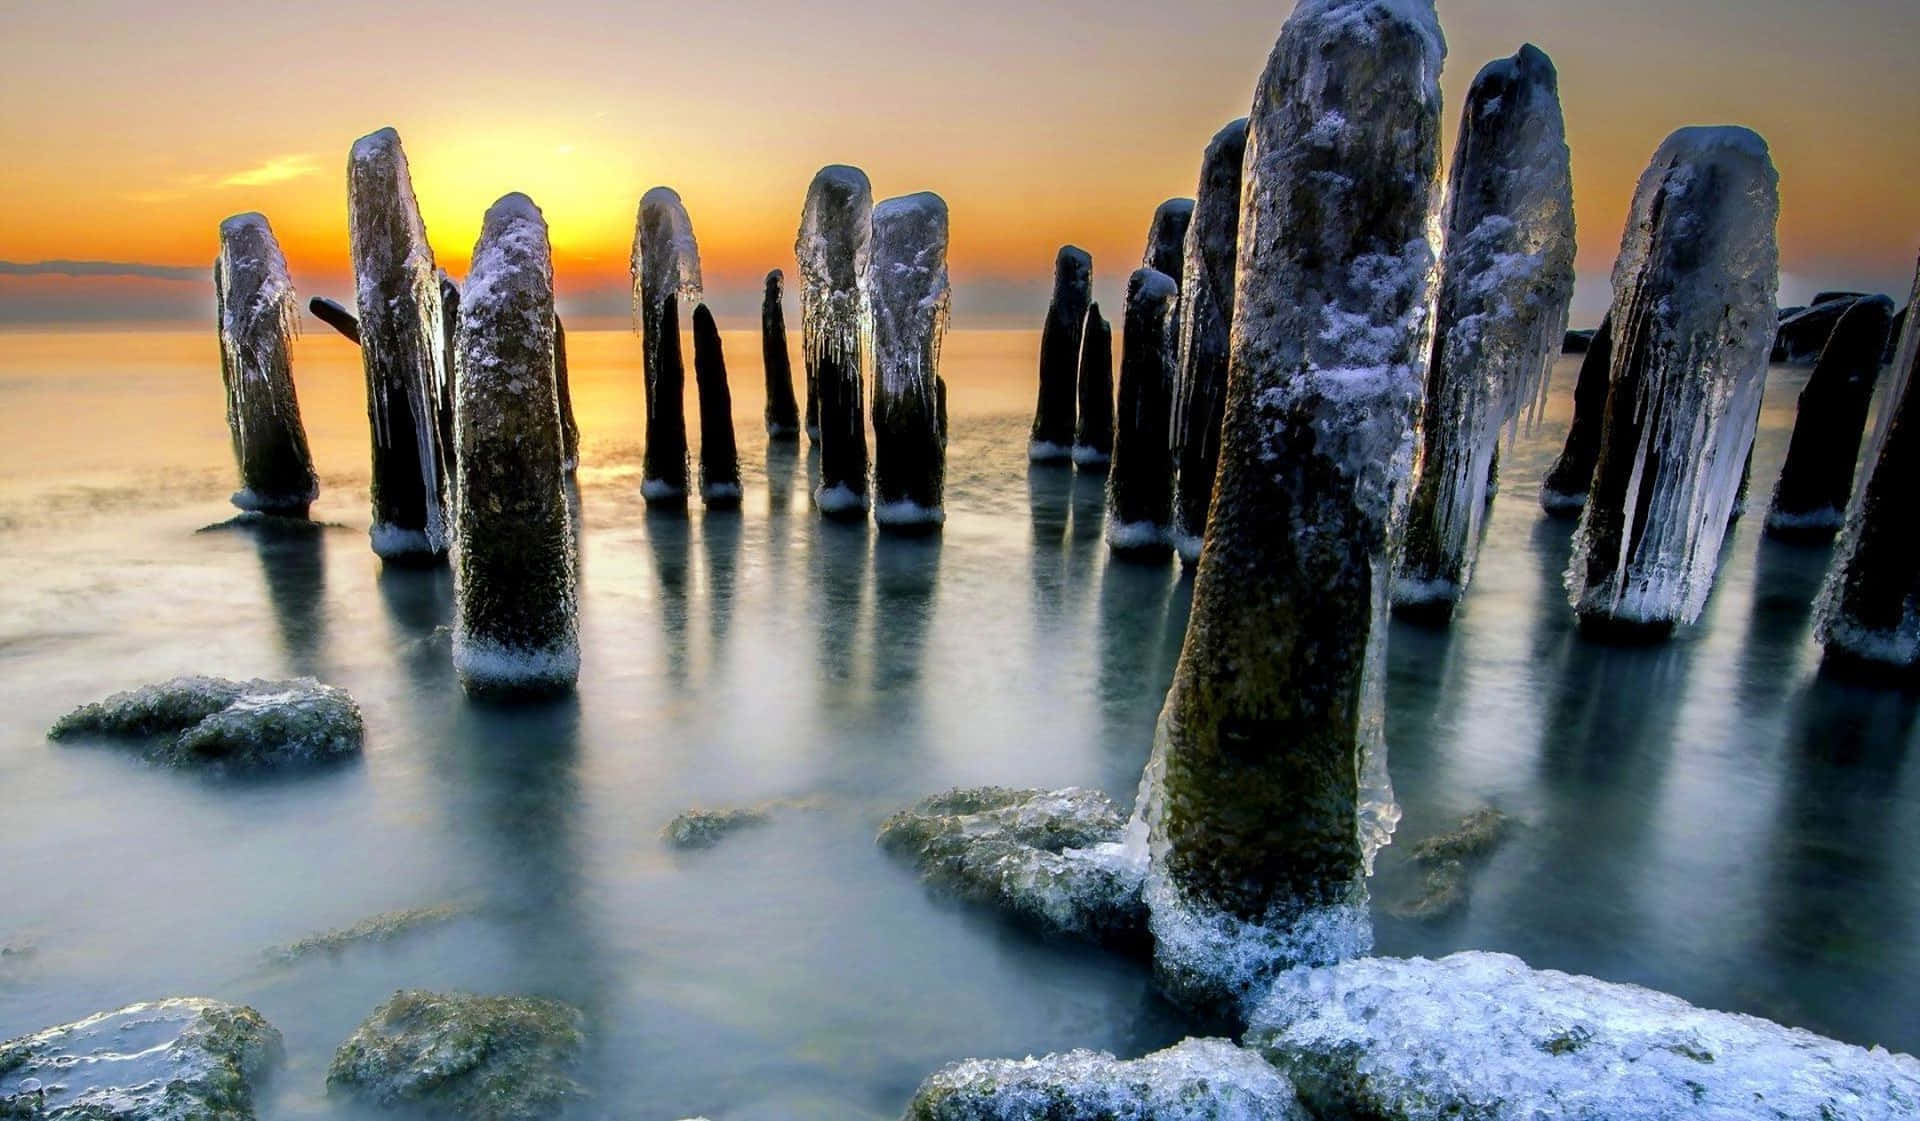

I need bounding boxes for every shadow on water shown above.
[1734,536,1830,713]
[765,440,801,519]
[701,512,743,671]
[809,516,872,706]
[871,534,942,701]
[376,562,454,691]
[645,511,694,687]
[1094,555,1176,782]
[1060,467,1108,622]
[1026,464,1074,631]
[248,522,331,679]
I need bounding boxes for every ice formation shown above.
[1246,951,1920,1121]
[1765,295,1894,538]
[1029,245,1094,461]
[1171,119,1249,563]
[347,127,452,562]
[309,294,360,343]
[632,186,703,507]
[761,268,802,438]
[905,1038,1308,1121]
[1567,127,1779,635]
[1105,268,1180,557]
[554,314,580,472]
[451,194,579,697]
[1539,312,1613,514]
[435,270,461,482]
[1817,255,1920,674]
[1143,198,1195,286]
[1134,0,1443,1016]
[1395,44,1575,617]
[1071,302,1115,467]
[795,165,874,516]
[691,303,742,509]
[327,991,586,1121]
[48,675,364,769]
[868,192,951,531]
[215,213,319,518]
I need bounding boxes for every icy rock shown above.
[1106,268,1180,558]
[1539,313,1613,515]
[878,787,1147,951]
[215,214,318,521]
[1134,0,1443,1017]
[691,304,743,510]
[1773,296,1861,365]
[1396,44,1575,618]
[1246,951,1920,1121]
[1143,199,1195,288]
[348,127,452,563]
[1765,295,1895,539]
[1029,246,1094,462]
[326,990,586,1121]
[762,269,802,439]
[903,1037,1308,1121]
[1171,119,1249,563]
[662,807,771,850]
[452,194,578,697]
[266,903,472,964]
[633,187,702,507]
[1072,303,1115,468]
[554,314,580,473]
[1567,127,1779,636]
[1817,255,1920,676]
[869,192,951,532]
[309,295,361,343]
[49,675,363,769]
[0,998,282,1121]
[796,165,874,517]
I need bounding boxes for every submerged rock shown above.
[215,213,319,519]
[1387,807,1511,921]
[868,192,951,531]
[1765,295,1895,539]
[1071,302,1115,469]
[1105,268,1180,559]
[905,1038,1307,1121]
[692,303,743,510]
[797,165,875,518]
[762,269,802,439]
[1539,313,1613,515]
[0,998,282,1121]
[327,992,585,1121]
[662,807,772,850]
[49,675,363,769]
[1246,951,1920,1121]
[633,187,702,509]
[878,787,1146,951]
[266,903,473,964]
[1029,246,1094,462]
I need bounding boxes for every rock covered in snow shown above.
[796,165,874,518]
[1765,295,1895,538]
[868,192,951,531]
[691,304,743,510]
[762,269,802,439]
[49,675,363,769]
[1539,313,1613,514]
[1072,303,1115,468]
[904,1038,1308,1121]
[0,998,282,1121]
[632,187,702,507]
[1105,268,1180,558]
[214,212,319,519]
[1246,951,1920,1121]
[326,990,586,1121]
[1029,246,1094,462]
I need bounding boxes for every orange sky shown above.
[3,0,1918,326]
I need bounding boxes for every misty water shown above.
[1,326,1915,1119]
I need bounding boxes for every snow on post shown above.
[1171,119,1250,563]
[215,213,319,518]
[1071,303,1115,468]
[1538,312,1612,514]
[348,127,452,562]
[795,164,874,519]
[868,192,951,532]
[554,314,580,472]
[1105,269,1179,558]
[1765,295,1895,539]
[451,194,578,697]
[1817,255,1920,676]
[632,186,702,509]
[1132,0,1445,1017]
[1142,199,1195,287]
[691,303,742,510]
[1394,44,1575,618]
[761,269,802,439]
[1566,127,1779,637]
[1029,246,1093,462]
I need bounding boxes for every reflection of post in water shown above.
[1059,464,1108,621]
[1027,463,1074,629]
[701,512,743,670]
[644,511,693,687]
[870,535,942,699]
[764,438,800,519]
[808,518,872,703]
[377,561,455,689]
[1525,515,1580,666]
[1734,537,1830,712]
[243,520,330,679]
[1094,557,1176,769]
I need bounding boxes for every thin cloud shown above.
[218,154,320,188]
[0,259,201,282]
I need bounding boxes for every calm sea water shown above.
[0,326,1914,1118]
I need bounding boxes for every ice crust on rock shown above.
[904,1037,1308,1121]
[796,165,875,516]
[49,675,363,769]
[1396,44,1574,614]
[1566,126,1779,632]
[1765,295,1894,538]
[1246,951,1920,1121]
[1030,246,1095,462]
[215,212,318,518]
[633,188,702,505]
[869,192,950,528]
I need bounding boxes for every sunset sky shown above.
[3,0,1917,329]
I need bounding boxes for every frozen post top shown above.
[761,268,801,439]
[631,187,702,507]
[1143,198,1195,285]
[869,192,952,531]
[452,194,578,697]
[347,126,451,562]
[632,186,704,352]
[1134,0,1443,1018]
[1395,43,1576,618]
[1765,295,1895,539]
[1567,126,1779,636]
[796,164,874,519]
[1105,268,1180,558]
[1029,245,1094,461]
[215,212,318,518]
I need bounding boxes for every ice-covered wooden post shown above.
[451,194,578,696]
[868,192,951,532]
[1765,295,1895,538]
[1567,128,1779,638]
[215,213,319,518]
[1072,303,1115,468]
[1171,119,1249,563]
[309,296,360,344]
[435,271,461,483]
[632,186,702,510]
[1105,269,1179,558]
[796,165,874,519]
[348,127,452,563]
[1394,44,1575,618]
[1029,246,1093,462]
[554,314,580,472]
[691,303,742,509]
[1539,312,1612,514]
[761,269,802,439]
[1818,257,1920,676]
[1143,200,1194,286]
[1133,0,1444,1014]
